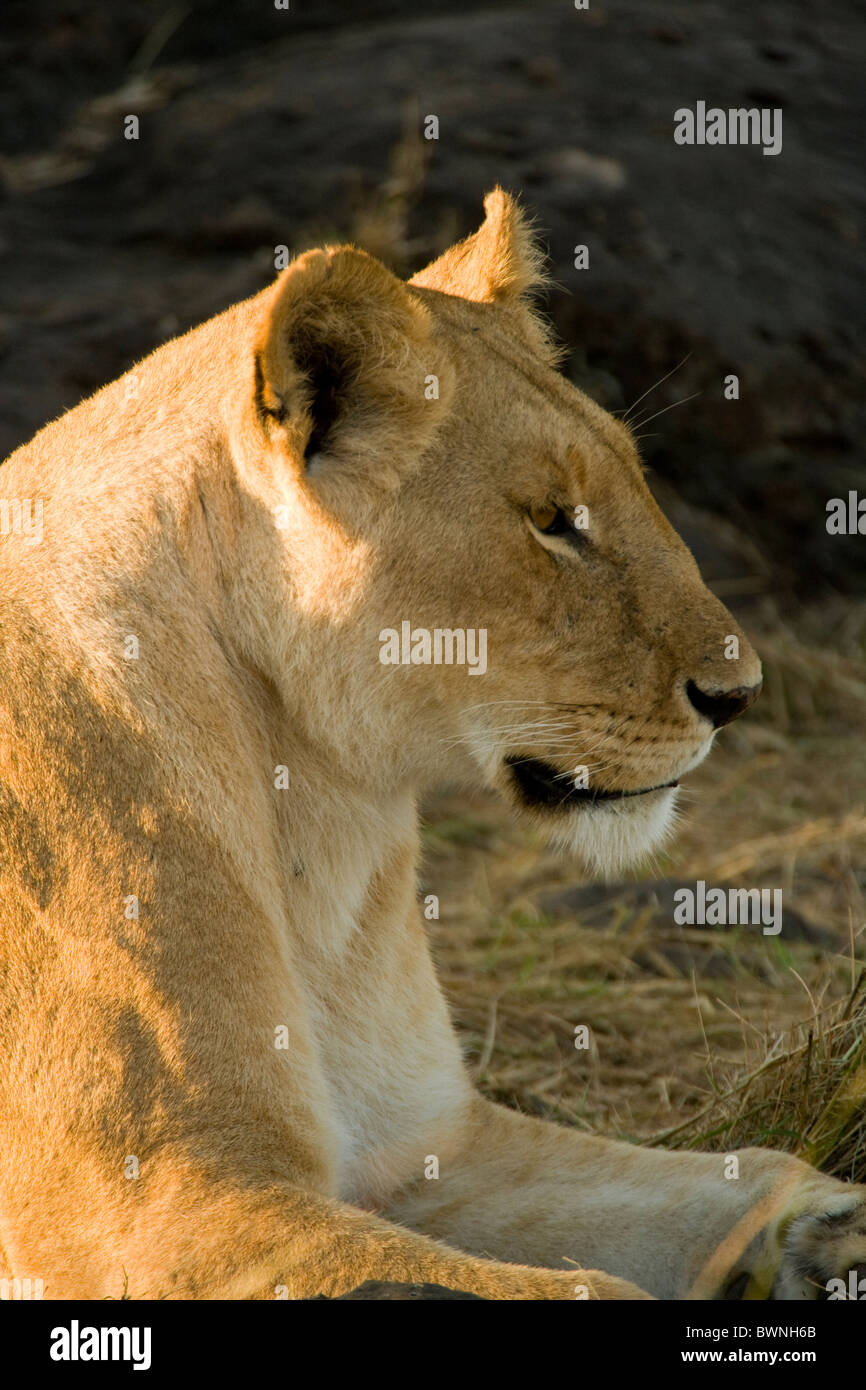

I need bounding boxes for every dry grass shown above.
[421,589,866,1180]
[658,975,866,1181]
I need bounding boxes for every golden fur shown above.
[1,190,863,1300]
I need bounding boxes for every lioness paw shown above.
[770,1188,866,1300]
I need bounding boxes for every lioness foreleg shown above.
[89,1176,649,1300]
[384,1097,866,1299]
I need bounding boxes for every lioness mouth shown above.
[505,756,679,810]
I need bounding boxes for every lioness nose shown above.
[686,679,762,729]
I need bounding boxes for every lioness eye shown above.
[528,502,562,532]
[526,502,589,552]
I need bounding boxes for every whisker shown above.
[439,725,586,748]
[630,390,702,432]
[461,700,566,711]
[620,352,692,425]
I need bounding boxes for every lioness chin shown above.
[0,189,863,1301]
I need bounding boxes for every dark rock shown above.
[326,1280,485,1300]
[1,0,862,600]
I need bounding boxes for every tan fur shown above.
[1,189,863,1300]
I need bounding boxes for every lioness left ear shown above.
[408,188,557,363]
[253,247,451,488]
[409,187,546,306]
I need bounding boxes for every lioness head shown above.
[240,189,761,875]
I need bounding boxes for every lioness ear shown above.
[409,187,546,305]
[253,246,452,489]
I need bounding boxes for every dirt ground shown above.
[1,0,864,1169]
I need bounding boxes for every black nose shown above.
[686,679,762,729]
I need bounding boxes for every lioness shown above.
[0,190,863,1301]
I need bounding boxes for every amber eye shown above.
[527,501,589,551]
[528,502,562,533]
